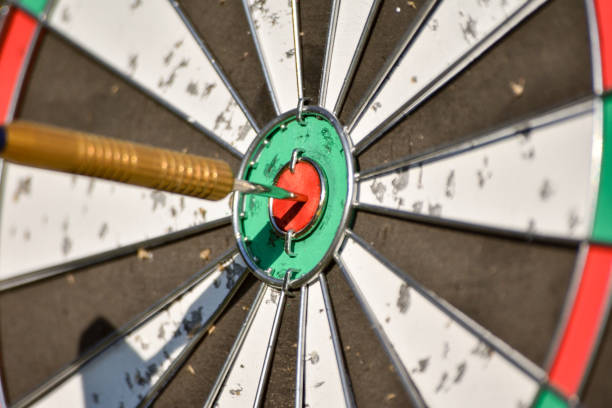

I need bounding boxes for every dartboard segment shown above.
[13,252,247,408]
[592,95,612,244]
[204,284,285,408]
[14,0,258,155]
[0,164,232,289]
[548,245,612,399]
[356,99,598,241]
[297,276,354,407]
[12,0,46,16]
[319,0,381,114]
[592,0,612,91]
[532,388,570,408]
[348,0,547,152]
[335,232,544,407]
[242,0,302,115]
[0,6,38,121]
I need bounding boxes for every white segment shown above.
[244,0,298,114]
[350,0,545,146]
[46,0,256,154]
[303,279,349,407]
[338,236,540,407]
[214,285,279,407]
[320,0,378,113]
[0,165,231,281]
[30,255,246,408]
[358,109,595,239]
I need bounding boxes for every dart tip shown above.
[233,179,307,202]
[292,192,308,202]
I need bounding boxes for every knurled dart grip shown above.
[2,121,234,201]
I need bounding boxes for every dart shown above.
[0,121,307,202]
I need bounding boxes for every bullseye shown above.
[270,160,324,235]
[233,108,352,286]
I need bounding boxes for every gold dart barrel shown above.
[2,121,234,200]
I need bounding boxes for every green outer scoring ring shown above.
[532,388,568,408]
[592,95,612,243]
[233,107,354,289]
[16,0,48,16]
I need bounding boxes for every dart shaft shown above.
[0,121,234,200]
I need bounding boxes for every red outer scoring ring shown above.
[594,0,612,90]
[271,160,322,234]
[0,8,38,122]
[548,245,612,397]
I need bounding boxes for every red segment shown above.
[595,0,612,90]
[549,245,612,397]
[271,161,322,233]
[0,8,37,122]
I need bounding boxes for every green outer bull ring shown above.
[232,106,356,290]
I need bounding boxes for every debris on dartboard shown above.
[199,248,211,261]
[137,247,153,260]
[510,77,526,97]
[385,393,396,402]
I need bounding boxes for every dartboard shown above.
[0,0,610,407]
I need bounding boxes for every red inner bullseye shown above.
[271,161,322,233]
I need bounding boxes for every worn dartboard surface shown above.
[0,0,611,407]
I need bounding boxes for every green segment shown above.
[593,96,612,243]
[18,0,48,16]
[238,113,348,280]
[531,388,568,408]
